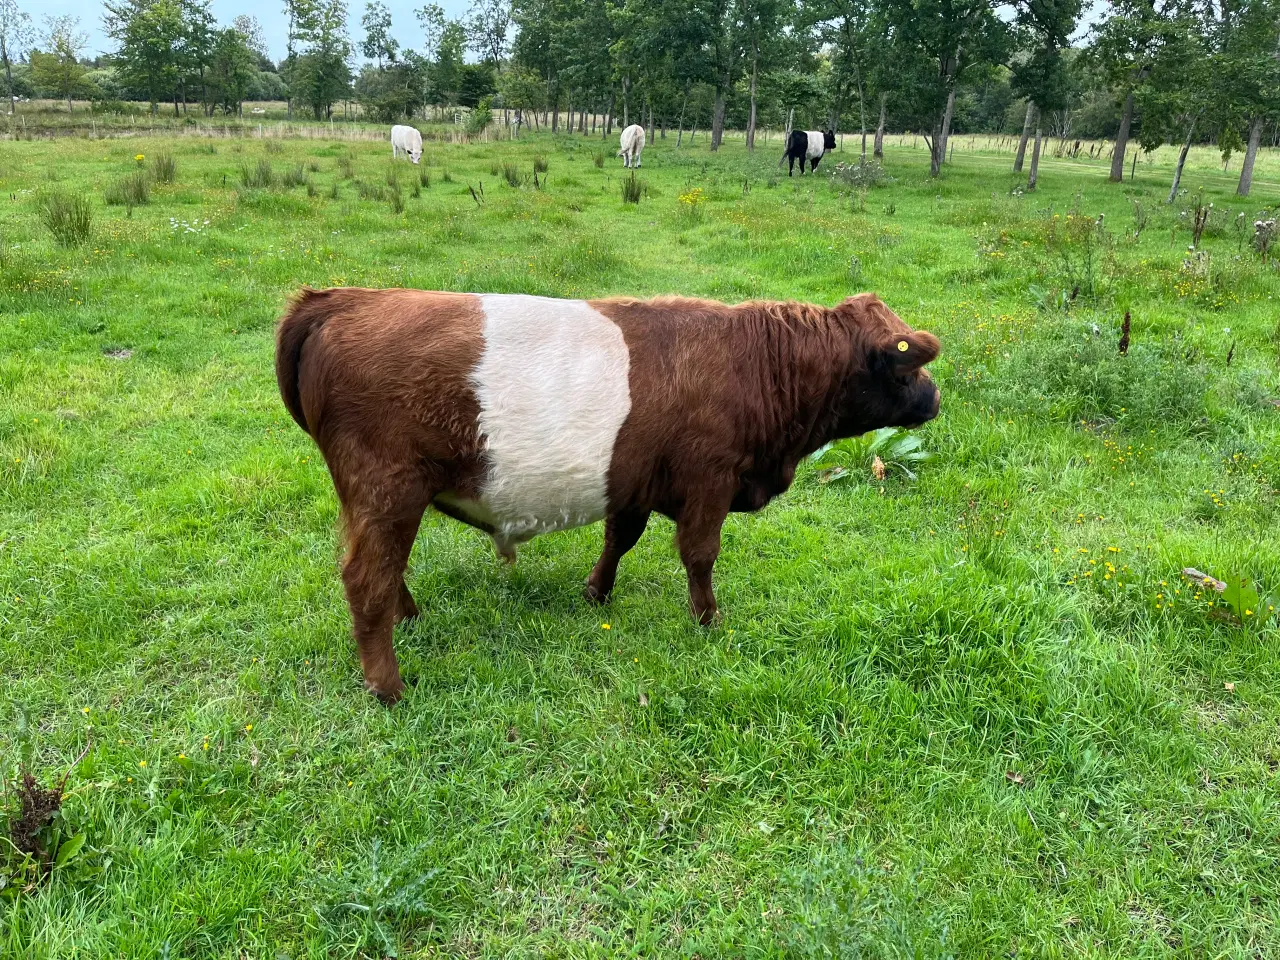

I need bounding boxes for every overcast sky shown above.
[36,0,472,62]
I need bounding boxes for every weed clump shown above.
[40,192,92,246]
[622,171,645,204]
[281,164,308,188]
[152,152,177,184]
[240,158,276,189]
[104,170,151,209]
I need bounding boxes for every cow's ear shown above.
[881,331,940,372]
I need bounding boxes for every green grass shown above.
[2,125,1279,958]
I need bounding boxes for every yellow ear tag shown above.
[897,340,909,352]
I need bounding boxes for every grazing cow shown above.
[276,289,940,702]
[618,123,646,168]
[781,129,836,176]
[390,124,423,164]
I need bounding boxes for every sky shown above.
[36,0,472,62]
[40,0,1102,66]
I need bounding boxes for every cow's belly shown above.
[450,294,632,547]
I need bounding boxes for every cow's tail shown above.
[275,287,333,435]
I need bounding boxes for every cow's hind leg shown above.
[585,509,651,603]
[335,464,433,704]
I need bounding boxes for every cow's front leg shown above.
[676,494,731,625]
[585,509,651,603]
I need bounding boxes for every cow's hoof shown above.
[583,581,611,605]
[691,606,720,627]
[366,677,405,706]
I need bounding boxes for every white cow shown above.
[618,123,646,168]
[391,124,423,164]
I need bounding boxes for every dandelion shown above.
[138,760,147,768]
[81,707,89,714]
[601,623,610,630]
[134,154,145,166]
[178,753,186,759]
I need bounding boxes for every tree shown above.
[293,0,352,119]
[466,0,511,68]
[1218,0,1280,196]
[104,0,185,115]
[282,0,318,118]
[361,1,397,67]
[735,0,786,150]
[178,0,216,114]
[1088,0,1172,182]
[498,62,544,131]
[1130,3,1213,201]
[1010,0,1083,189]
[0,0,32,116]
[207,24,257,114]
[878,0,1012,176]
[31,15,92,112]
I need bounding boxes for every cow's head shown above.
[823,130,836,151]
[834,295,941,435]
[409,148,422,164]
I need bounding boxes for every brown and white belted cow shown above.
[276,289,941,701]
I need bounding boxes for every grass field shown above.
[2,124,1280,958]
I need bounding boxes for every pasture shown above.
[2,125,1279,957]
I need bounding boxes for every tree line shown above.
[0,0,1277,194]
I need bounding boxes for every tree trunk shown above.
[622,75,629,128]
[1013,101,1034,172]
[1167,115,1198,203]
[858,81,867,164]
[1237,114,1263,197]
[1027,123,1043,190]
[3,40,13,116]
[938,88,956,164]
[873,93,886,159]
[746,51,759,150]
[928,116,942,177]
[676,87,688,147]
[710,88,726,151]
[1110,90,1134,182]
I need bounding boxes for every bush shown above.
[240,158,276,189]
[466,98,493,137]
[104,170,151,209]
[152,152,177,184]
[281,164,308,188]
[621,171,645,204]
[40,192,92,247]
[827,160,893,190]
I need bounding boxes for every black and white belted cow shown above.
[781,129,836,176]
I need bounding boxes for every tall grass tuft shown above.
[40,192,93,246]
[621,171,644,204]
[306,178,318,198]
[328,182,340,200]
[389,188,405,214]
[152,152,177,184]
[240,158,276,189]
[441,168,453,183]
[104,170,151,209]
[419,168,430,188]
[265,140,283,154]
[501,162,522,188]
[593,151,605,168]
[533,154,549,173]
[337,155,355,179]
[281,164,307,188]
